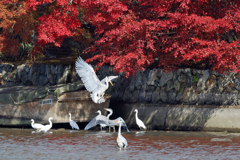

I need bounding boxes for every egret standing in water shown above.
[84,110,109,131]
[134,109,146,130]
[38,117,54,132]
[69,113,80,130]
[75,56,118,103]
[30,119,44,131]
[115,119,128,150]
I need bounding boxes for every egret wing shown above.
[75,57,103,93]
[84,115,109,130]
[100,76,118,85]
[70,120,80,130]
[112,117,130,132]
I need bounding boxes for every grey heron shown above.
[38,117,54,132]
[69,113,80,130]
[134,109,146,130]
[75,56,118,103]
[115,119,128,150]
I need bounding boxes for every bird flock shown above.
[30,56,146,150]
[30,108,146,150]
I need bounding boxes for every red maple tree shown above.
[1,0,240,77]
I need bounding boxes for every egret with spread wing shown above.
[84,110,109,131]
[69,113,80,130]
[75,56,118,103]
[134,109,146,130]
[115,119,128,150]
[104,108,130,132]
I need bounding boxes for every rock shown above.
[214,93,222,105]
[168,90,176,104]
[152,88,160,103]
[39,74,48,86]
[57,66,69,84]
[123,87,132,102]
[147,69,157,85]
[130,90,139,103]
[183,87,198,104]
[176,87,184,103]
[167,80,174,91]
[206,75,217,91]
[202,69,210,83]
[174,80,181,91]
[145,91,152,102]
[178,72,187,83]
[159,72,173,86]
[46,65,55,85]
[198,92,205,105]
[38,64,46,74]
[135,71,143,89]
[157,68,162,77]
[205,92,214,105]
[160,87,168,103]
[197,76,206,91]
[138,84,146,102]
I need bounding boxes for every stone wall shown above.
[1,63,240,106]
[0,63,78,86]
[105,68,240,106]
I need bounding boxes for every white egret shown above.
[104,108,130,132]
[75,56,118,103]
[30,119,44,131]
[69,113,80,130]
[134,109,146,130]
[38,117,54,132]
[84,110,109,131]
[115,119,128,150]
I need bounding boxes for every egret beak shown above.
[104,108,107,110]
[109,80,113,86]
[115,121,118,123]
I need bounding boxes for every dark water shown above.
[0,128,240,160]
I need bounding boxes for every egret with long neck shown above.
[115,119,128,150]
[134,109,146,130]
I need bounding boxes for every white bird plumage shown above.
[115,119,128,150]
[31,119,44,130]
[134,109,146,130]
[84,110,109,131]
[75,56,118,103]
[104,108,130,132]
[38,117,54,132]
[69,113,80,130]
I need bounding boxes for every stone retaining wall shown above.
[1,63,240,106]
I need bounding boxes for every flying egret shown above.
[75,56,118,103]
[134,109,146,130]
[38,117,54,132]
[69,113,80,130]
[115,119,128,150]
[104,108,130,132]
[84,110,109,131]
[30,119,44,131]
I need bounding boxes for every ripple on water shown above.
[0,129,240,159]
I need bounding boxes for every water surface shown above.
[0,128,240,159]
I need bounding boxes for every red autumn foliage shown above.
[1,0,240,77]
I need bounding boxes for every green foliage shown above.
[192,75,199,83]
[18,42,33,56]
